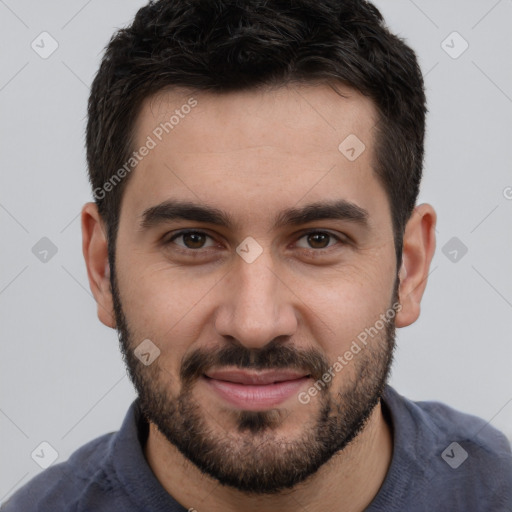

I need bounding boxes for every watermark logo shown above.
[93,97,198,201]
[236,237,263,263]
[441,31,469,60]
[338,134,366,162]
[31,441,59,469]
[134,339,161,366]
[32,237,58,263]
[442,236,468,263]
[298,302,402,405]
[31,32,59,59]
[441,442,468,469]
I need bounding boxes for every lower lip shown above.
[202,375,310,410]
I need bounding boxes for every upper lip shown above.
[204,369,309,385]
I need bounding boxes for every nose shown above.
[214,251,298,350]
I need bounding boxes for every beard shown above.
[110,264,397,495]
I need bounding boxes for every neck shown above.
[144,400,393,512]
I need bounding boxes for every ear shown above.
[395,203,437,328]
[81,202,116,328]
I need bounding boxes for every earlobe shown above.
[395,203,437,328]
[81,202,116,329]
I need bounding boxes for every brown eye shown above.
[295,230,342,251]
[167,231,216,250]
[182,232,206,249]
[307,232,331,249]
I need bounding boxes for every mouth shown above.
[201,369,311,410]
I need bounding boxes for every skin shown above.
[82,83,436,512]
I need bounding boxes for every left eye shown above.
[295,231,342,250]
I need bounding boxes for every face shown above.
[110,84,399,494]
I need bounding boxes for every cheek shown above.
[115,258,221,357]
[295,263,394,358]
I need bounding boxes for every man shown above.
[3,0,511,510]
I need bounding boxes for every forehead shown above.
[121,83,387,229]
[138,83,377,153]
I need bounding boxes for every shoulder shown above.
[404,390,512,459]
[1,432,116,512]
[382,386,512,509]
[384,385,512,454]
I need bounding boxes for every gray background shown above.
[1,0,511,503]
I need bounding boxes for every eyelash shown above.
[164,229,347,256]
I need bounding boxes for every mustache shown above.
[180,341,331,387]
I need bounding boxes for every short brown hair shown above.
[86,0,426,269]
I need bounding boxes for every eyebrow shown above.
[139,199,369,232]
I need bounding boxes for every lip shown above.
[204,369,308,385]
[202,369,311,410]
